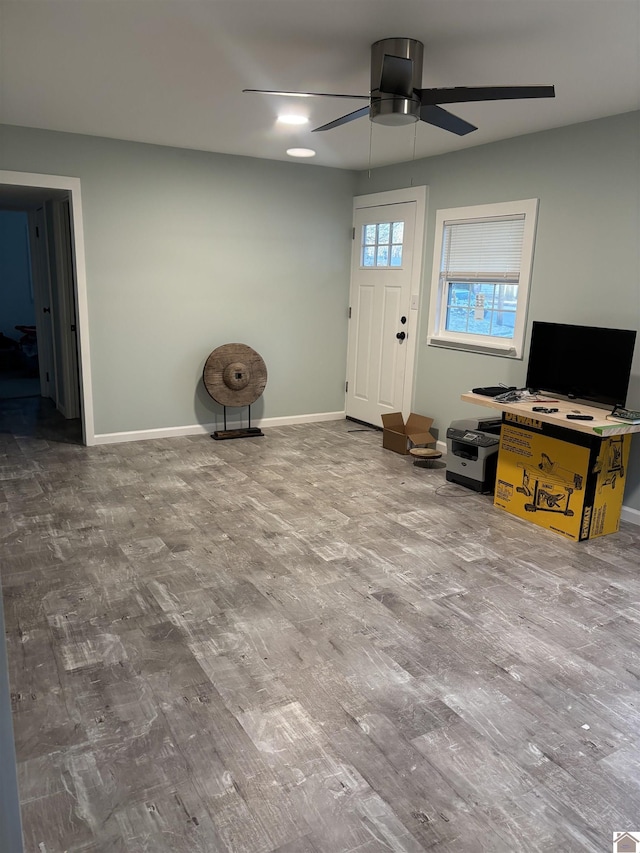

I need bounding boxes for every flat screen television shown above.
[525,321,637,408]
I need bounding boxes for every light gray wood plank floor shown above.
[2,401,640,852]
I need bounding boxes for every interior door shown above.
[345,201,416,426]
[29,207,56,401]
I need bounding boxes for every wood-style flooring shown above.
[2,402,640,852]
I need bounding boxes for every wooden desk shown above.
[461,392,640,540]
[461,392,640,437]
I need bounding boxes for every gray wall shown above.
[356,111,640,510]
[0,210,34,341]
[0,125,357,435]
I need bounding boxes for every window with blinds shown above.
[427,200,539,358]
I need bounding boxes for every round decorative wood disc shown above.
[203,343,268,407]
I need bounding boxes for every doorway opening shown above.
[0,210,39,401]
[0,172,94,445]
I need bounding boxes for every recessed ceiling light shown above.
[277,114,309,126]
[286,148,316,158]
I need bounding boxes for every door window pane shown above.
[377,222,390,243]
[360,220,404,268]
[362,246,375,267]
[390,245,402,267]
[364,224,377,245]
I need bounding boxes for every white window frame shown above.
[427,198,539,359]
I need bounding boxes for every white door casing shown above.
[346,187,427,427]
[51,198,80,419]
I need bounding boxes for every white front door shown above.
[345,198,420,426]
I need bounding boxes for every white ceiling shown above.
[0,0,639,171]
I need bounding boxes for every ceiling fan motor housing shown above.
[370,37,423,125]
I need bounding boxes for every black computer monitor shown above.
[525,321,636,408]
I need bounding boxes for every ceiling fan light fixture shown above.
[286,147,316,158]
[277,114,309,125]
[370,98,420,126]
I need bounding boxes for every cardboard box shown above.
[493,412,630,541]
[381,412,436,455]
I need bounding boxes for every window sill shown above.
[428,335,519,358]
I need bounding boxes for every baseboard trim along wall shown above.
[621,505,640,527]
[93,410,347,445]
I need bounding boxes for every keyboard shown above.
[610,407,640,423]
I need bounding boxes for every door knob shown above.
[396,331,406,340]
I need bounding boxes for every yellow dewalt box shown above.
[494,412,630,541]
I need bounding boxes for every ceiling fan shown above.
[243,37,555,136]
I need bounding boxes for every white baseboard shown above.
[250,411,346,429]
[93,411,346,445]
[621,505,640,527]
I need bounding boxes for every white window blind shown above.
[441,215,526,280]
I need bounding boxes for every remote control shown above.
[566,414,594,420]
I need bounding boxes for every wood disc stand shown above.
[212,404,264,440]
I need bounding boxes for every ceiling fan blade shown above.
[420,85,556,106]
[420,104,477,136]
[242,88,369,100]
[379,54,414,97]
[312,106,371,132]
